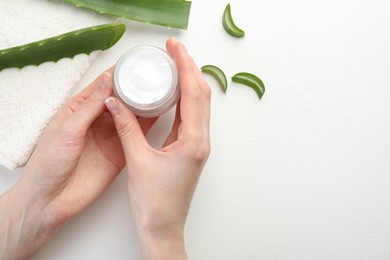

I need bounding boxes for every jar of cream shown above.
[113,46,180,117]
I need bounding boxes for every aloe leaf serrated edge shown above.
[0,23,126,71]
[64,0,192,29]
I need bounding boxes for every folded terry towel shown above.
[0,0,112,170]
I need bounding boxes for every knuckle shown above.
[116,118,137,138]
[202,83,212,99]
[189,86,202,101]
[194,90,202,102]
[186,139,211,164]
[86,91,102,104]
[66,96,85,113]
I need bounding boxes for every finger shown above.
[53,67,114,125]
[198,77,212,135]
[69,71,113,132]
[162,101,181,148]
[138,117,159,135]
[75,66,115,101]
[166,39,205,133]
[104,97,150,157]
[167,40,209,94]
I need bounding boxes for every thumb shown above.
[104,97,150,157]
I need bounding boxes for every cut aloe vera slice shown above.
[232,72,265,99]
[222,4,245,38]
[0,23,126,71]
[64,0,192,29]
[201,65,228,92]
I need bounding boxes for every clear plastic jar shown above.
[113,46,180,117]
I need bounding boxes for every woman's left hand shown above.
[0,68,156,259]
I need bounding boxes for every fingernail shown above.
[99,72,111,89]
[105,97,120,116]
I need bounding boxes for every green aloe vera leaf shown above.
[222,3,245,38]
[201,65,228,93]
[64,0,192,29]
[0,23,126,71]
[232,72,265,99]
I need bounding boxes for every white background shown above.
[1,0,390,259]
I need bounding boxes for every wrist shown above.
[136,226,187,260]
[0,182,56,259]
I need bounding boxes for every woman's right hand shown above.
[104,38,211,260]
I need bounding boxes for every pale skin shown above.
[0,38,211,260]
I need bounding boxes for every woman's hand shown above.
[0,69,156,259]
[105,38,211,260]
[23,69,125,227]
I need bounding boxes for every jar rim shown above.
[113,46,180,117]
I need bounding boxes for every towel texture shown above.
[0,0,113,170]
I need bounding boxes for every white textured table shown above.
[2,0,390,259]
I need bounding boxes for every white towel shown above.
[0,0,113,170]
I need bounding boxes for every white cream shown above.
[117,49,173,105]
[113,46,179,117]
